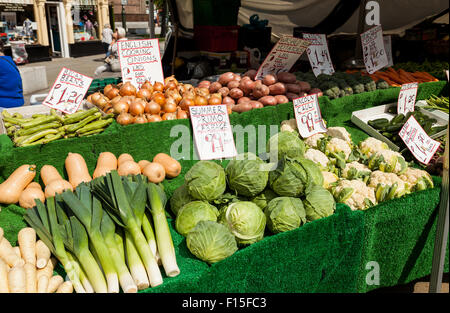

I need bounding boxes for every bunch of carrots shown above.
[346,68,439,87]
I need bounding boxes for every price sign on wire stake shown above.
[117,38,164,88]
[360,25,389,74]
[397,82,418,115]
[303,33,335,77]
[383,35,394,68]
[42,67,93,114]
[189,105,237,160]
[399,115,441,165]
[293,93,327,138]
[255,35,310,80]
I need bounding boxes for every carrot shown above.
[0,232,24,267]
[47,275,64,293]
[418,71,439,81]
[8,265,26,293]
[0,258,9,293]
[37,275,49,293]
[56,281,73,293]
[35,240,51,269]
[24,262,37,293]
[398,69,417,82]
[18,228,36,266]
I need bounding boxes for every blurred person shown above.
[94,27,127,77]
[102,23,113,56]
[0,40,24,108]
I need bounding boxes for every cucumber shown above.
[390,114,405,125]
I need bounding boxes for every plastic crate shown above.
[87,77,122,94]
[193,0,241,26]
[194,25,239,52]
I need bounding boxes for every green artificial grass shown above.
[0,81,448,293]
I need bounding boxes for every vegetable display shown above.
[422,95,449,114]
[365,67,439,86]
[0,226,71,293]
[393,60,449,81]
[2,108,113,147]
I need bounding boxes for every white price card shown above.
[42,67,93,114]
[293,93,327,138]
[360,25,389,74]
[399,115,441,165]
[255,35,310,80]
[446,70,449,81]
[117,38,164,88]
[189,105,237,160]
[303,33,335,77]
[397,82,418,115]
[383,35,394,68]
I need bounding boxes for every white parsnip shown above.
[12,246,21,259]
[0,227,3,242]
[35,240,51,269]
[24,262,37,293]
[47,275,64,293]
[56,281,73,293]
[0,236,24,267]
[0,258,9,293]
[18,228,36,266]
[8,265,26,293]
[37,275,49,293]
[37,257,57,281]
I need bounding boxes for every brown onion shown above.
[153,82,164,92]
[134,115,147,124]
[104,84,114,95]
[195,87,210,97]
[105,87,120,100]
[129,100,145,116]
[162,112,176,120]
[198,80,211,88]
[136,88,152,101]
[176,109,188,119]
[145,100,161,114]
[116,112,134,125]
[209,82,222,93]
[113,100,130,114]
[147,114,162,122]
[165,81,177,91]
[96,96,109,109]
[119,82,137,96]
[90,92,103,105]
[105,107,115,114]
[227,80,240,89]
[165,89,182,104]
[141,80,153,91]
[164,75,178,86]
[222,96,235,105]
[179,98,195,111]
[218,72,235,85]
[194,96,208,106]
[164,102,177,113]
[208,96,222,105]
[152,92,166,106]
[110,95,123,106]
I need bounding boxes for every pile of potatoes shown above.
[197,70,323,113]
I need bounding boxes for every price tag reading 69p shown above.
[293,94,327,138]
[397,82,418,115]
[189,105,237,160]
[399,115,441,164]
[43,67,93,114]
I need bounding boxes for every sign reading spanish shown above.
[117,39,164,88]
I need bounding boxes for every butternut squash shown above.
[138,160,151,172]
[118,153,134,166]
[0,165,36,205]
[19,186,45,209]
[26,182,43,190]
[93,152,118,179]
[65,153,92,188]
[152,153,181,178]
[40,165,63,186]
[142,162,166,183]
[44,180,73,198]
[117,161,141,176]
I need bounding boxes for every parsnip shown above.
[18,228,36,266]
[0,236,24,267]
[0,227,3,242]
[37,257,57,281]
[35,240,51,269]
[37,275,48,293]
[24,262,37,293]
[12,246,21,258]
[47,275,64,293]
[8,265,26,293]
[0,258,9,293]
[56,281,73,293]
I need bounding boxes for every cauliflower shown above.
[281,119,298,133]
[332,179,376,211]
[304,133,325,148]
[322,137,352,159]
[368,170,409,202]
[341,161,371,183]
[399,167,434,192]
[326,127,352,144]
[367,149,408,174]
[359,137,389,157]
[322,171,339,190]
[304,148,329,169]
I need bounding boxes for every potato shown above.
[277,72,297,84]
[239,79,255,95]
[218,72,235,85]
[285,83,301,94]
[286,92,300,101]
[232,102,253,113]
[269,82,287,95]
[242,69,257,80]
[309,88,323,96]
[262,74,277,86]
[229,88,244,99]
[237,97,251,104]
[218,87,230,97]
[227,80,240,89]
[258,96,277,106]
[250,101,264,109]
[252,84,270,98]
[298,81,311,93]
[222,96,235,105]
[209,82,222,93]
[274,95,289,104]
[198,80,211,88]
[233,74,241,81]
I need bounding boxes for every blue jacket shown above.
[0,56,24,108]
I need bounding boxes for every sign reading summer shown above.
[303,33,335,77]
[117,39,164,88]
[399,115,441,165]
[360,25,389,74]
[293,93,327,138]
[255,35,310,80]
[189,105,237,160]
[397,82,418,115]
[43,67,93,114]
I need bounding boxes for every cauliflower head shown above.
[304,148,329,169]
[359,137,389,157]
[399,167,434,191]
[326,127,352,144]
[368,170,409,202]
[341,161,371,183]
[332,179,376,211]
[281,119,298,133]
[321,171,339,190]
[368,149,408,174]
[304,133,325,148]
[324,137,352,160]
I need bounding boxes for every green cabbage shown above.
[250,188,278,210]
[175,201,219,236]
[265,197,306,233]
[169,184,194,216]
[298,158,324,191]
[185,161,226,201]
[303,185,336,221]
[267,131,306,161]
[186,221,238,264]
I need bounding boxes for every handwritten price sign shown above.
[361,25,389,74]
[399,115,441,164]
[293,94,327,138]
[117,39,164,88]
[42,67,93,114]
[255,35,310,80]
[189,105,237,160]
[303,33,334,77]
[397,82,418,115]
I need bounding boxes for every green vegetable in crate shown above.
[341,161,372,183]
[269,157,313,197]
[331,179,376,211]
[423,95,449,114]
[213,192,245,213]
[169,184,194,216]
[398,168,434,192]
[368,171,409,203]
[264,197,306,234]
[184,161,226,201]
[250,188,278,210]
[266,131,306,161]
[303,185,336,221]
[219,201,266,246]
[186,221,238,264]
[367,150,408,175]
[175,201,219,236]
[225,152,269,197]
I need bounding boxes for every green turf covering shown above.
[0,81,448,292]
